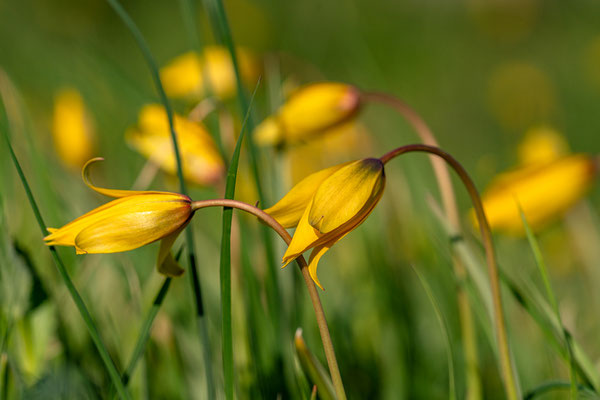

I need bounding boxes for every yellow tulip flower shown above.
[517,126,568,166]
[254,82,361,146]
[264,158,386,289]
[160,46,260,100]
[52,88,96,169]
[44,158,193,277]
[126,104,225,186]
[481,154,597,234]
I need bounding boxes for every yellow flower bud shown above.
[481,154,597,234]
[254,82,361,146]
[517,126,568,166]
[264,158,385,289]
[126,104,225,186]
[44,159,194,277]
[52,88,96,169]
[160,46,260,100]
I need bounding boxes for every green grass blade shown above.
[220,79,261,400]
[122,277,172,386]
[519,208,578,399]
[104,1,214,395]
[524,381,599,400]
[202,0,284,358]
[0,100,131,400]
[411,264,457,400]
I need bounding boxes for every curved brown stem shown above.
[361,91,461,230]
[380,144,519,400]
[363,91,482,398]
[191,200,347,400]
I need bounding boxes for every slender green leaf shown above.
[524,381,599,400]
[219,79,261,400]
[519,207,578,399]
[201,0,284,367]
[411,265,456,400]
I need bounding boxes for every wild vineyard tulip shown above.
[44,158,193,276]
[126,104,224,186]
[265,158,385,289]
[52,88,96,169]
[254,82,361,147]
[481,154,597,234]
[159,46,260,100]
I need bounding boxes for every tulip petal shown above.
[265,162,351,228]
[156,225,186,277]
[481,154,596,233]
[82,158,168,198]
[307,239,338,291]
[73,195,191,254]
[309,158,384,233]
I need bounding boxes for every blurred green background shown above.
[2,0,600,398]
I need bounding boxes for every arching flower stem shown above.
[380,144,519,400]
[191,199,347,400]
[362,90,481,398]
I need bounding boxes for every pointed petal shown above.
[158,252,185,277]
[157,226,185,266]
[282,198,322,265]
[265,161,351,229]
[82,158,167,198]
[309,158,385,234]
[306,241,334,291]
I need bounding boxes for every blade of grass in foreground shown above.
[0,101,131,400]
[202,0,285,366]
[411,264,457,400]
[104,1,214,396]
[109,276,172,399]
[219,79,261,400]
[524,381,599,400]
[519,208,578,399]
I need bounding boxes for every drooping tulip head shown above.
[44,158,194,276]
[52,88,96,169]
[126,104,225,186]
[265,158,385,289]
[254,82,361,147]
[160,46,260,100]
[481,154,597,234]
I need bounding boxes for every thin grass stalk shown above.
[1,104,131,400]
[411,265,457,400]
[104,1,213,395]
[121,278,172,386]
[362,90,482,399]
[380,144,520,400]
[519,210,578,398]
[218,80,260,400]
[523,381,598,400]
[191,199,347,400]
[201,0,284,355]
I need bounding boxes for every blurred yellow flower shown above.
[265,158,385,289]
[517,125,568,166]
[254,82,361,147]
[126,104,225,186]
[160,46,260,100]
[487,62,555,132]
[44,158,192,276]
[481,154,597,234]
[52,88,96,169]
